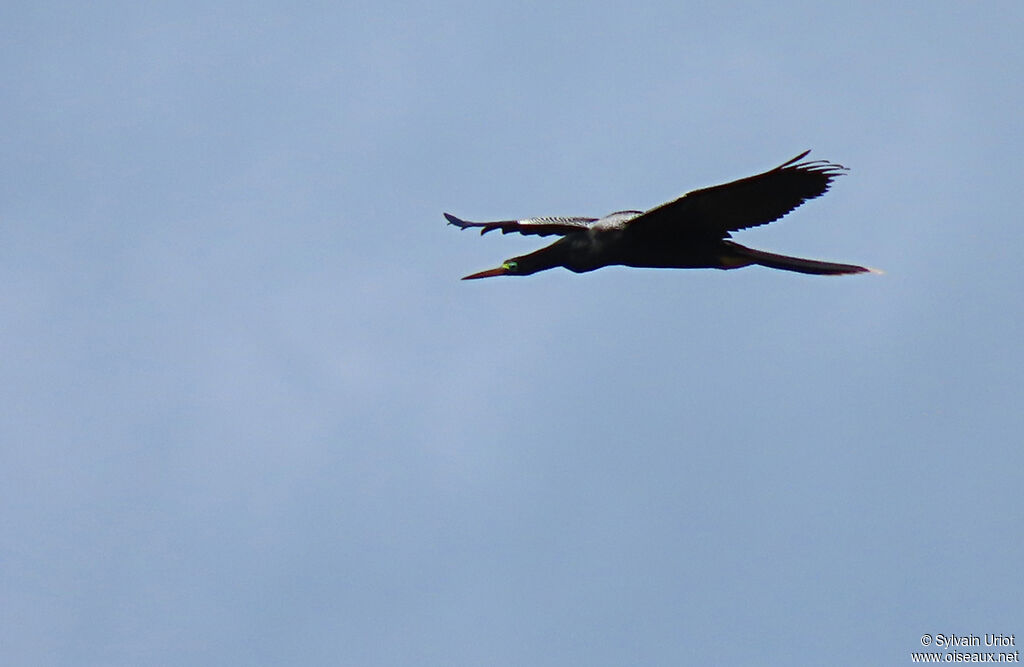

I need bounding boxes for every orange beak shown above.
[461,266,510,280]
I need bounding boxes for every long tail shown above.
[726,242,877,276]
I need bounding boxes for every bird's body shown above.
[447,151,876,279]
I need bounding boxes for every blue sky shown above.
[2,2,1022,665]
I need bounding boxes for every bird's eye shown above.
[503,261,518,272]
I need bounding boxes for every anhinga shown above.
[447,151,877,280]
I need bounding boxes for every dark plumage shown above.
[447,151,877,279]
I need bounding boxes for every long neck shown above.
[514,237,577,275]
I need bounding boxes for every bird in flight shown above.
[446,151,877,279]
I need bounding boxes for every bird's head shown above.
[461,258,528,280]
[461,239,573,280]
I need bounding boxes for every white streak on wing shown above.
[518,216,597,229]
[592,210,643,230]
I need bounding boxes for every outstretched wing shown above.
[626,151,848,239]
[445,212,597,237]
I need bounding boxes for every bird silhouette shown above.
[447,151,877,279]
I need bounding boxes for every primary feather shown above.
[625,150,848,238]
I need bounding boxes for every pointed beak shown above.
[461,265,510,280]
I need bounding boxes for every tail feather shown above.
[727,242,876,276]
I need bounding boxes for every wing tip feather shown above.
[778,150,848,178]
[444,212,467,228]
[780,149,813,167]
